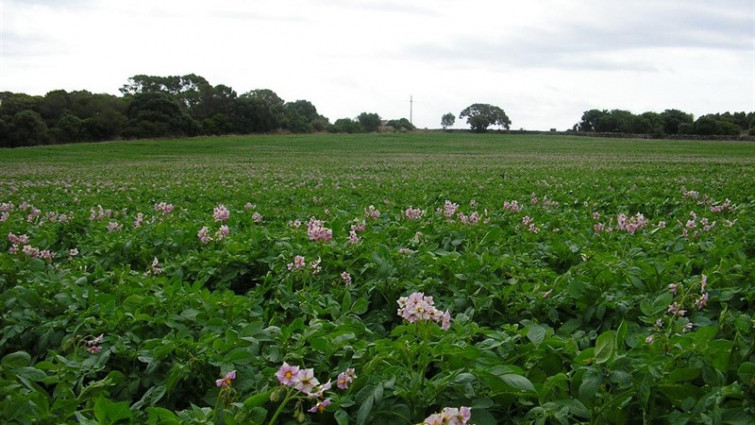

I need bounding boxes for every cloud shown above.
[402,0,751,73]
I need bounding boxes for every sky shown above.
[1,0,753,130]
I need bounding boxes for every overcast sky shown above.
[1,0,753,130]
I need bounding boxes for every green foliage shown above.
[459,104,511,132]
[0,133,753,424]
[357,112,382,133]
[441,113,455,129]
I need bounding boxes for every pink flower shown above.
[87,345,102,354]
[106,221,122,232]
[364,205,381,220]
[294,255,306,268]
[294,368,319,394]
[213,204,230,222]
[348,230,360,244]
[197,226,213,244]
[306,218,332,242]
[443,200,458,218]
[503,200,523,213]
[154,202,174,215]
[252,212,263,223]
[397,292,452,330]
[337,368,356,389]
[404,207,424,220]
[275,362,300,386]
[421,407,472,425]
[341,272,352,285]
[308,398,331,413]
[216,370,236,387]
[695,293,709,309]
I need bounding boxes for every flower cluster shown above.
[89,205,113,221]
[287,255,321,274]
[710,198,733,213]
[616,212,648,234]
[457,211,482,226]
[521,216,539,233]
[681,211,715,239]
[340,271,352,285]
[404,207,424,220]
[145,257,163,276]
[154,202,174,215]
[287,255,306,270]
[503,200,524,213]
[197,226,213,244]
[419,406,471,425]
[695,274,709,309]
[442,200,458,218]
[397,292,451,330]
[252,212,263,223]
[364,205,381,220]
[86,334,104,354]
[275,363,355,414]
[213,204,230,222]
[336,368,356,389]
[106,221,123,233]
[306,218,332,242]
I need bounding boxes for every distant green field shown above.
[1,133,753,424]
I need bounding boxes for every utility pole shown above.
[409,95,414,125]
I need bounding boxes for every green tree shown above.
[386,118,415,131]
[357,112,382,132]
[233,89,285,133]
[631,112,664,135]
[283,100,328,133]
[459,104,510,133]
[330,118,362,133]
[122,92,193,138]
[576,109,607,132]
[9,110,49,146]
[660,109,694,134]
[441,113,455,130]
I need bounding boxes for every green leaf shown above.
[16,366,47,382]
[131,385,166,409]
[526,325,546,346]
[243,391,272,409]
[594,330,616,365]
[579,369,602,400]
[335,409,349,425]
[736,362,755,384]
[2,351,31,369]
[471,408,497,425]
[352,298,369,315]
[94,395,133,424]
[501,374,535,392]
[248,407,267,424]
[146,407,180,425]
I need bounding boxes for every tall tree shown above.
[660,109,694,134]
[357,112,382,132]
[459,104,510,133]
[441,113,455,130]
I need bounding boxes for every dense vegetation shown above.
[1,133,753,424]
[573,109,754,137]
[1,73,752,147]
[0,74,414,148]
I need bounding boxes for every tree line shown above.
[572,109,754,136]
[0,74,414,148]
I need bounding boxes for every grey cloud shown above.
[403,2,750,72]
